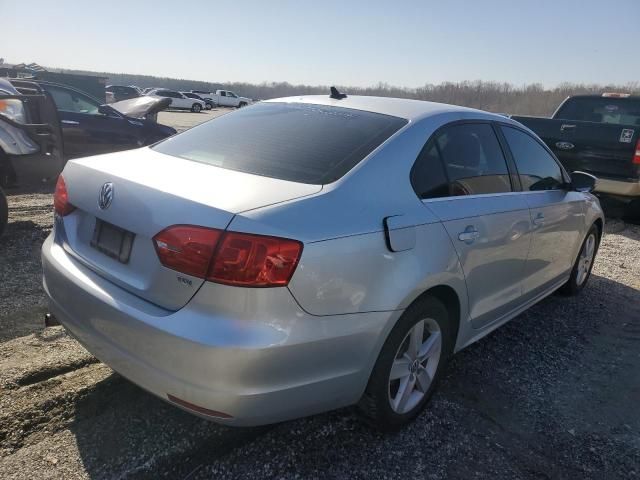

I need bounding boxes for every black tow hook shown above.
[44,313,60,327]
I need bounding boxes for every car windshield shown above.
[153,102,407,184]
[556,97,640,126]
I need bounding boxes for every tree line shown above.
[58,68,640,116]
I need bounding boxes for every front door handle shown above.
[532,213,545,227]
[458,226,479,244]
[560,123,576,132]
[61,120,79,125]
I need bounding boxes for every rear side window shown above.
[412,123,511,198]
[555,97,640,126]
[153,102,407,184]
[502,126,564,191]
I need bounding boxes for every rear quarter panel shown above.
[287,222,467,317]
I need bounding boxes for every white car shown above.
[146,89,205,112]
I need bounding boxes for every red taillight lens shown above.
[634,139,640,165]
[153,225,222,278]
[53,175,75,216]
[208,232,303,287]
[152,225,303,287]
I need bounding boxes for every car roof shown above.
[264,95,503,122]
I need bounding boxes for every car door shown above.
[45,84,141,159]
[226,91,239,107]
[412,122,533,329]
[171,91,189,109]
[219,91,231,107]
[499,125,585,297]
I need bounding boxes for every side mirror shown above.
[570,171,597,193]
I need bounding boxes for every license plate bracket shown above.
[90,219,135,264]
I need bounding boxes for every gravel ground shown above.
[1,132,638,478]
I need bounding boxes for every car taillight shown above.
[207,231,302,287]
[634,139,640,165]
[153,226,303,287]
[153,225,222,279]
[53,175,75,216]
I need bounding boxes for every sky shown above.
[3,0,639,88]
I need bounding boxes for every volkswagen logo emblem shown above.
[555,141,575,151]
[98,182,114,210]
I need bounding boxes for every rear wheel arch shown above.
[593,217,603,240]
[414,285,460,347]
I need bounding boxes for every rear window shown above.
[556,97,640,126]
[153,102,407,184]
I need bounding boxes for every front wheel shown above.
[0,187,8,237]
[359,295,453,431]
[238,102,247,108]
[560,224,599,295]
[191,103,202,113]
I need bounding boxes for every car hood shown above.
[109,96,171,119]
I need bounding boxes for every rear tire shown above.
[204,102,212,110]
[0,187,8,237]
[191,103,202,113]
[358,295,453,431]
[559,224,599,296]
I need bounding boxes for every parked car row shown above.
[0,78,176,235]
[105,85,253,111]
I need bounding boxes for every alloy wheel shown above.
[576,233,596,286]
[388,317,442,414]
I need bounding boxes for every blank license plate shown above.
[90,219,135,264]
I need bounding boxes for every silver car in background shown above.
[42,94,603,429]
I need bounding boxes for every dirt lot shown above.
[0,113,639,478]
[157,107,230,133]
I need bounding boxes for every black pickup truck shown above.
[513,94,640,218]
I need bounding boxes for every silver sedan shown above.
[42,93,603,430]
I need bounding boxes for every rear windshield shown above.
[555,97,640,126]
[153,102,407,184]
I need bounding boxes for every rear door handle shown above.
[458,226,479,244]
[560,123,576,132]
[61,120,79,125]
[532,213,545,227]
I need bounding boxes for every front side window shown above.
[412,123,511,198]
[228,92,238,98]
[501,126,564,191]
[153,102,407,184]
[47,86,99,115]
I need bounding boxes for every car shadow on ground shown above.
[68,273,640,479]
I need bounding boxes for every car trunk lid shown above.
[59,147,321,310]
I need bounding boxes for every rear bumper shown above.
[42,234,395,426]
[595,176,640,199]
